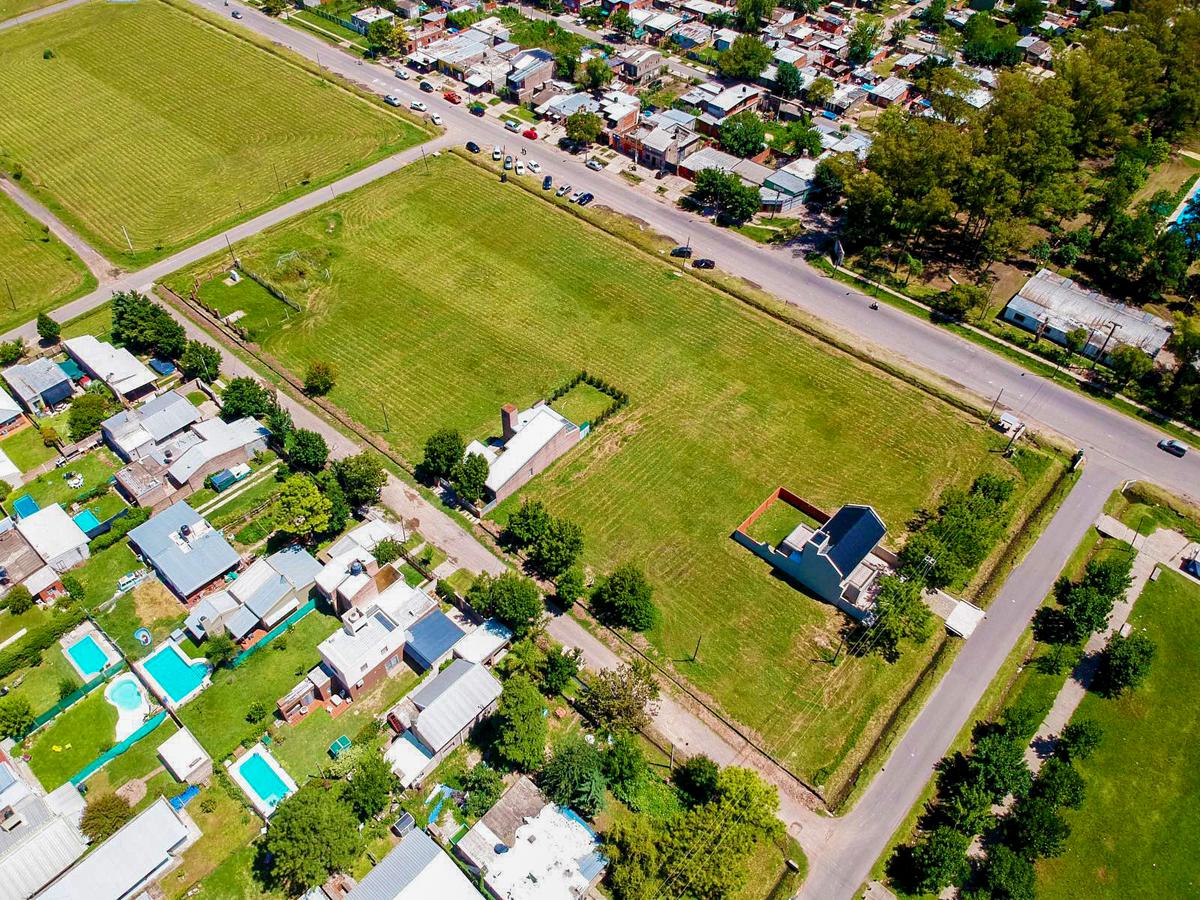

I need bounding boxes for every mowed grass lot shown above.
[0,190,93,330]
[1037,568,1200,899]
[0,0,59,22]
[0,0,424,266]
[171,155,1055,796]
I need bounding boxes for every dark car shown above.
[1158,438,1189,457]
[577,192,594,206]
[1183,557,1200,578]
[693,258,716,269]
[670,246,693,259]
[419,80,434,93]
[470,103,485,116]
[542,175,553,190]
[231,9,242,17]
[465,141,481,153]
[558,137,582,154]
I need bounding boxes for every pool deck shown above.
[228,744,297,819]
[60,622,120,681]
[104,672,151,741]
[135,640,211,711]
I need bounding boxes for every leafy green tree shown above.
[1011,0,1044,29]
[205,633,237,668]
[494,675,548,771]
[344,752,399,821]
[581,659,660,733]
[735,0,771,29]
[555,567,585,604]
[334,452,387,507]
[246,701,268,724]
[57,676,79,700]
[68,392,111,442]
[868,575,935,662]
[421,428,465,482]
[610,8,634,35]
[1006,795,1070,859]
[674,754,720,807]
[451,452,489,506]
[1106,343,1153,388]
[5,585,33,615]
[807,75,835,107]
[366,19,407,56]
[529,516,584,578]
[579,57,614,91]
[603,732,648,805]
[603,813,662,899]
[977,844,1036,900]
[221,377,271,421]
[717,35,772,80]
[591,563,656,631]
[110,291,186,358]
[909,826,970,894]
[36,312,60,343]
[264,783,361,891]
[542,645,582,694]
[720,110,766,159]
[0,695,33,739]
[1097,630,1156,697]
[285,428,329,472]
[566,110,605,144]
[542,734,607,814]
[1055,719,1102,762]
[460,764,504,818]
[775,117,823,158]
[968,730,1032,803]
[261,0,286,14]
[373,538,402,566]
[0,340,24,367]
[468,571,543,637]
[1031,756,1086,810]
[775,61,804,99]
[275,474,332,539]
[179,340,221,382]
[80,793,134,841]
[847,15,884,64]
[304,361,337,397]
[315,470,349,536]
[1065,327,1089,360]
[937,776,995,834]
[812,152,859,202]
[929,284,985,322]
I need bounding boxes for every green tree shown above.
[36,312,60,343]
[179,340,222,383]
[610,8,634,35]
[5,585,33,615]
[334,452,387,506]
[529,516,584,578]
[261,0,286,13]
[275,474,332,539]
[344,752,399,821]
[720,110,766,158]
[304,361,336,397]
[57,676,79,700]
[1006,795,1070,859]
[847,15,883,64]
[775,116,823,158]
[591,563,656,631]
[807,75,836,107]
[603,732,648,805]
[1011,0,1044,28]
[1097,630,1156,697]
[977,844,1036,900]
[1055,718,1102,762]
[246,701,268,724]
[68,392,111,442]
[717,35,772,80]
[580,57,614,91]
[494,675,548,771]
[581,659,660,733]
[542,646,582,694]
[373,538,402,566]
[285,428,329,472]
[0,340,25,367]
[909,826,970,894]
[264,783,361,891]
[1065,327,1089,361]
[460,763,505,818]
[506,498,551,548]
[735,0,771,28]
[869,575,935,662]
[555,567,585,604]
[366,19,407,56]
[451,452,489,506]
[0,695,33,739]
[205,633,237,668]
[80,793,134,841]
[421,428,465,482]
[542,734,607,814]
[674,754,720,807]
[110,291,186,358]
[467,571,544,637]
[566,110,605,145]
[221,377,271,421]
[775,61,804,99]
[1106,343,1153,388]
[968,730,1032,803]
[603,813,662,900]
[315,470,349,536]
[812,152,859,202]
[1031,756,1086,809]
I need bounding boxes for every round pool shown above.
[108,676,145,712]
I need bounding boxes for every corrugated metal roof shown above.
[346,829,481,900]
[128,501,239,597]
[413,661,501,752]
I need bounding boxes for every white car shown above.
[515,160,525,175]
[527,160,542,173]
[410,100,427,111]
[430,113,442,125]
[569,191,583,203]
[394,67,409,80]
[492,146,502,160]
[384,95,402,107]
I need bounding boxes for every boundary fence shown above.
[70,711,169,786]
[16,660,128,741]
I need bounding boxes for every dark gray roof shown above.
[411,657,474,710]
[406,610,465,671]
[127,501,239,597]
[819,505,885,576]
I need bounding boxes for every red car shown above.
[523,128,538,140]
[443,90,461,104]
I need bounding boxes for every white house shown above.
[63,336,156,401]
[15,505,90,572]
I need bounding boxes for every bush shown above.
[460,764,504,818]
[80,793,134,842]
[5,586,33,616]
[373,538,402,566]
[304,361,337,397]
[57,676,80,701]
[0,606,85,680]
[246,701,269,724]
[0,340,24,367]
[68,392,112,442]
[0,695,34,739]
[591,563,656,631]
[89,507,150,552]
[674,754,720,807]
[540,735,606,815]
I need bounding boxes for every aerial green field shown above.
[0,190,93,331]
[1037,567,1200,899]
[0,0,60,22]
[0,0,424,266]
[171,154,1057,798]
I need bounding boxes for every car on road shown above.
[693,258,716,269]
[577,192,594,206]
[586,158,604,171]
[231,9,242,16]
[410,100,427,111]
[555,184,571,197]
[466,141,481,153]
[430,113,442,125]
[569,191,583,203]
[542,175,553,190]
[492,147,502,160]
[523,128,538,140]
[384,95,402,107]
[394,67,409,80]
[505,119,521,132]
[443,90,461,104]
[504,155,513,170]
[470,103,485,117]
[419,80,434,93]
[558,137,583,154]
[670,246,693,258]
[1158,438,1189,457]
[527,160,542,173]
[515,160,525,175]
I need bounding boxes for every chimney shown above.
[501,403,519,441]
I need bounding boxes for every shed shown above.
[157,726,212,784]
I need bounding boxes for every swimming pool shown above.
[72,509,101,532]
[140,641,209,708]
[230,745,297,817]
[104,673,150,741]
[108,677,143,712]
[65,635,109,678]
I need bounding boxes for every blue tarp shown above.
[170,784,200,810]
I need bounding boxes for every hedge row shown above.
[0,607,87,681]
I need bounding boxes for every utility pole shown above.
[381,403,391,432]
[1091,321,1120,371]
[985,388,1003,427]
[3,279,14,312]
[421,146,429,173]
[225,233,236,267]
[690,634,702,663]
[121,225,133,253]
[271,162,282,192]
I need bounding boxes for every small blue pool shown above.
[12,495,39,519]
[65,635,108,678]
[143,643,207,705]
[108,677,144,712]
[73,509,101,532]
[240,753,290,810]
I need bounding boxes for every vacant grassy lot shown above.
[0,190,93,329]
[0,0,60,22]
[0,0,423,265]
[170,154,1058,797]
[1037,568,1200,898]
[0,423,55,472]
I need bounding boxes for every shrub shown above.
[674,754,720,807]
[591,564,656,631]
[5,586,33,616]
[80,793,134,842]
[304,361,337,396]
[373,538,402,565]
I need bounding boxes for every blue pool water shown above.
[12,495,39,519]
[143,644,207,704]
[109,677,144,712]
[73,509,101,532]
[239,753,290,809]
[66,635,108,677]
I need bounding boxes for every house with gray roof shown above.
[102,390,201,461]
[346,828,481,900]
[127,501,240,601]
[3,358,72,415]
[410,659,501,758]
[0,758,87,900]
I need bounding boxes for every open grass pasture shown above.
[0,0,424,266]
[170,154,1060,799]
[0,0,60,22]
[0,190,93,330]
[1037,567,1200,899]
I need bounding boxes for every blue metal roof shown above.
[406,609,465,672]
[819,505,885,576]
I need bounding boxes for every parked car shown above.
[542,175,553,190]
[466,141,481,153]
[410,100,427,111]
[527,160,542,173]
[569,191,583,203]
[492,146,503,160]
[556,184,571,197]
[430,113,442,125]
[1158,438,1189,457]
[419,80,434,93]
[443,90,461,104]
[670,246,693,259]
[1182,557,1200,578]
[577,192,594,206]
[384,95,402,107]
[504,155,513,170]
[515,160,525,175]
[394,67,409,79]
[505,119,521,132]
[586,158,603,171]
[523,128,538,140]
[693,258,716,269]
[231,8,242,17]
[470,103,485,117]
[558,137,582,154]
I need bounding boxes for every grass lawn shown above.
[0,601,51,645]
[24,687,117,789]
[168,153,1060,800]
[180,609,339,763]
[96,580,187,661]
[84,717,179,806]
[60,302,113,342]
[75,541,142,610]
[0,645,79,716]
[0,423,55,472]
[206,475,282,530]
[743,499,821,548]
[0,189,94,331]
[163,775,263,900]
[7,447,121,515]
[0,0,63,22]
[1037,568,1200,899]
[0,0,425,266]
[552,381,613,427]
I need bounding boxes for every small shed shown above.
[158,726,212,785]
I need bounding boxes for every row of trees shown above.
[504,498,584,579]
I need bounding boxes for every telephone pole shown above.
[1091,321,1120,371]
[985,388,1003,427]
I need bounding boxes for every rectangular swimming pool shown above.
[231,745,298,817]
[65,635,108,678]
[142,642,207,706]
[72,509,101,532]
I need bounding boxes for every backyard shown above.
[0,423,55,472]
[1036,567,1200,899]
[168,153,1063,800]
[0,189,94,331]
[0,0,424,265]
[6,446,123,516]
[24,687,118,789]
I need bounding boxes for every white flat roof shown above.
[157,726,210,780]
[63,336,156,397]
[0,446,20,481]
[16,504,88,561]
[0,387,20,423]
